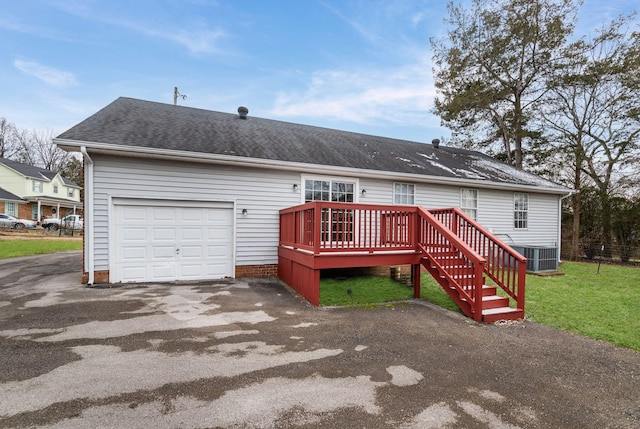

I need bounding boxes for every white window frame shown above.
[302,175,359,203]
[460,188,478,220]
[393,183,415,205]
[53,184,59,194]
[514,192,529,229]
[68,188,74,198]
[5,202,18,217]
[32,180,43,193]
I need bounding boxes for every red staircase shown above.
[279,202,526,323]
[418,207,526,322]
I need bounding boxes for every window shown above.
[68,188,74,198]
[460,188,478,220]
[31,204,39,220]
[514,193,528,229]
[32,180,43,193]
[304,178,356,242]
[304,179,354,203]
[53,184,59,194]
[393,183,415,205]
[5,202,17,217]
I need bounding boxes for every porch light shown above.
[293,184,299,191]
[242,209,248,216]
[361,189,366,197]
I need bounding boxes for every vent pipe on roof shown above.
[237,106,249,119]
[432,138,440,149]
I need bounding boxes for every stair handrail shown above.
[417,207,486,320]
[429,207,527,311]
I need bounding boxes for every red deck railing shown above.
[429,207,527,311]
[279,202,526,320]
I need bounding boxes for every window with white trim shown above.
[304,179,355,202]
[393,183,415,205]
[53,184,59,194]
[32,180,43,193]
[5,202,17,217]
[304,178,356,242]
[460,188,478,220]
[68,188,74,198]
[514,192,528,229]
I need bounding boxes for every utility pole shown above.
[173,87,187,105]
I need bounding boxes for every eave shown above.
[55,138,572,196]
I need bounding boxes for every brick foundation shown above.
[235,264,279,278]
[82,270,110,284]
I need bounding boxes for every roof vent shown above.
[237,106,249,119]
[432,138,440,149]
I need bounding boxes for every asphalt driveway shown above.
[0,252,638,428]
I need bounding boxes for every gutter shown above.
[80,147,94,285]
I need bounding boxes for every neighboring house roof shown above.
[55,97,569,194]
[0,157,80,188]
[0,187,25,203]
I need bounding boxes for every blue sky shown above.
[1,0,637,144]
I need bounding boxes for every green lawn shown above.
[320,262,640,351]
[0,240,83,259]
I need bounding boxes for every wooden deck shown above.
[279,202,527,322]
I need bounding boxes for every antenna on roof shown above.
[173,87,187,105]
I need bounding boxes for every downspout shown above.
[81,147,94,285]
[558,191,575,265]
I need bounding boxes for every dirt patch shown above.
[0,230,82,241]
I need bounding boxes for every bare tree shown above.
[0,118,19,159]
[541,13,640,258]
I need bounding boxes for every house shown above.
[54,97,571,322]
[0,157,82,222]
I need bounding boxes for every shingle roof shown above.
[56,97,568,192]
[0,187,24,203]
[0,158,80,187]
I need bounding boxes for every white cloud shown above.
[269,55,438,127]
[13,59,78,87]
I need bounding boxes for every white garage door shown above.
[112,201,234,283]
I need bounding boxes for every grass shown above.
[0,240,83,259]
[524,261,639,351]
[320,262,640,351]
[320,275,414,306]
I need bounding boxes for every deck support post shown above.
[412,264,421,298]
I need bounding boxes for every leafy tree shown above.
[431,0,580,169]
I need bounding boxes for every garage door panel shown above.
[114,202,234,283]
[121,227,147,241]
[152,246,175,259]
[180,228,205,240]
[152,228,176,241]
[123,246,147,259]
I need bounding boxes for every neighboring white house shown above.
[0,157,82,222]
[54,97,571,285]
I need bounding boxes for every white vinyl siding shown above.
[88,155,563,273]
[90,155,302,272]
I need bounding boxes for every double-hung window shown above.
[32,180,43,193]
[460,188,478,220]
[393,183,415,205]
[514,193,528,229]
[5,202,17,217]
[304,179,356,243]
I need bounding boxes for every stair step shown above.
[482,295,510,309]
[482,307,524,323]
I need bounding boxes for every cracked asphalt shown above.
[0,251,638,428]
